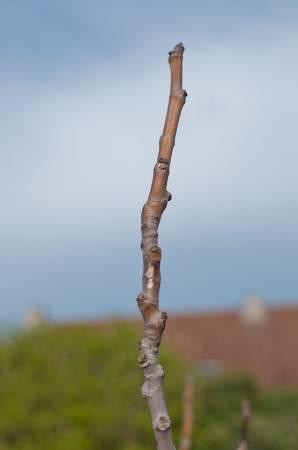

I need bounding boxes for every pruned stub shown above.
[157,157,170,172]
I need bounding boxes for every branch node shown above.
[150,245,161,262]
[138,338,158,368]
[145,364,165,381]
[136,292,148,304]
[137,293,156,316]
[154,414,171,432]
[156,161,170,172]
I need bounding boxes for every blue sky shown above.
[1,1,298,324]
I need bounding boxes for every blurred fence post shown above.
[237,400,252,450]
[179,374,194,450]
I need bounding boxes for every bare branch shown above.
[137,43,187,450]
[179,374,194,450]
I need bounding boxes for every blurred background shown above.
[1,1,298,449]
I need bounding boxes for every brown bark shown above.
[137,43,187,450]
[179,374,194,450]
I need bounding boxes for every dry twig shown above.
[137,43,187,450]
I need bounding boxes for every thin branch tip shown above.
[174,42,184,52]
[168,42,185,59]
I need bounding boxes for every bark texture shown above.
[179,374,194,450]
[137,43,187,450]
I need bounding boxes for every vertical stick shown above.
[237,400,252,450]
[137,43,187,450]
[179,374,194,450]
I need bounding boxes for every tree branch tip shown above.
[168,42,185,57]
[175,42,184,51]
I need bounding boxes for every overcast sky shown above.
[1,1,298,324]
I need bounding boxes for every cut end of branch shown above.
[169,42,185,57]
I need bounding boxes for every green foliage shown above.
[0,325,185,450]
[0,324,297,449]
[192,374,298,450]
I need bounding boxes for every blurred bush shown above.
[0,324,297,449]
[0,324,185,450]
[192,373,298,449]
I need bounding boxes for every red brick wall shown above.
[164,306,298,387]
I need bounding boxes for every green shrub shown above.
[0,324,298,449]
[0,325,185,450]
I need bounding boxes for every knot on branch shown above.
[155,160,170,175]
[167,191,172,201]
[138,337,158,368]
[153,414,171,431]
[138,311,167,368]
[145,364,164,381]
[137,292,156,317]
[170,90,188,106]
[157,156,170,171]
[149,245,161,262]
